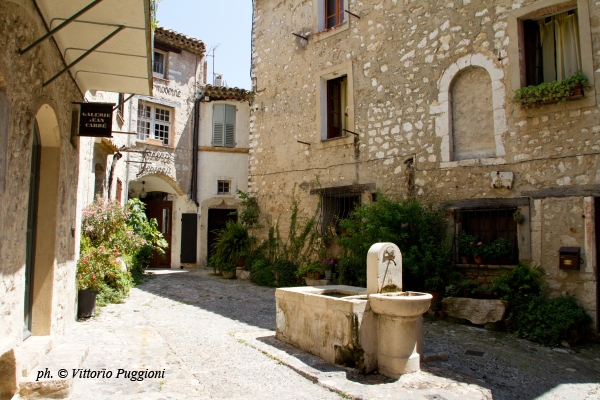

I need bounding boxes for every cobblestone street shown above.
[59,269,600,400]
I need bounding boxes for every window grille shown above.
[455,207,519,264]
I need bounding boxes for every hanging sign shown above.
[78,102,115,137]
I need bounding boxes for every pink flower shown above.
[477,242,482,246]
[469,242,474,245]
[92,274,96,279]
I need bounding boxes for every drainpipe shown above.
[107,152,122,201]
[190,91,204,207]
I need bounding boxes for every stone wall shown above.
[250,0,600,324]
[0,1,84,395]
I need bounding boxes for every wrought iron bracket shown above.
[19,0,106,55]
[43,25,125,87]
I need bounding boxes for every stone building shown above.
[88,28,252,269]
[250,0,599,329]
[0,0,153,397]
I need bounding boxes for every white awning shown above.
[31,0,153,95]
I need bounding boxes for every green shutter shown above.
[224,104,236,147]
[212,104,224,146]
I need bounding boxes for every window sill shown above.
[310,21,349,42]
[440,157,506,169]
[514,89,596,116]
[315,134,355,150]
[136,139,172,148]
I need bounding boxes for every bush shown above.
[250,257,275,287]
[337,195,451,291]
[513,296,592,346]
[491,263,591,346]
[272,259,298,287]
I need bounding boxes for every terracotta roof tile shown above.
[154,27,206,56]
[203,85,252,102]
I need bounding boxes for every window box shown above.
[512,72,588,108]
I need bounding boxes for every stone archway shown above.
[29,104,61,336]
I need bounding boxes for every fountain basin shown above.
[369,291,433,317]
[369,291,432,377]
[275,285,378,372]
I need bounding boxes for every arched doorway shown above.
[141,191,172,268]
[25,104,61,337]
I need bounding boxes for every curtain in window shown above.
[538,11,581,82]
[555,11,581,80]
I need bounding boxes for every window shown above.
[523,9,581,86]
[456,208,519,265]
[212,104,236,147]
[137,101,172,145]
[321,194,360,235]
[326,76,347,139]
[153,50,167,78]
[325,0,345,29]
[217,180,230,194]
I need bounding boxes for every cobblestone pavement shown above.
[62,269,600,400]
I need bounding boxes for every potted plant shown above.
[297,262,323,280]
[321,257,336,279]
[220,261,237,279]
[512,72,589,108]
[482,237,513,264]
[456,233,477,264]
[76,250,106,318]
[473,242,484,264]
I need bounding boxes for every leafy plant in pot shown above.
[76,249,107,318]
[297,262,323,280]
[219,261,237,279]
[211,220,250,275]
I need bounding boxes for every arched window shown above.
[451,67,495,161]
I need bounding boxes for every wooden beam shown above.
[441,197,529,209]
[522,184,600,199]
[198,146,249,154]
[310,183,376,195]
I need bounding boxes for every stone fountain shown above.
[275,242,432,378]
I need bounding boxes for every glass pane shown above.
[162,209,169,234]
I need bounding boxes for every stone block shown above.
[442,297,507,325]
[0,348,17,400]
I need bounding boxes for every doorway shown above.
[207,209,237,261]
[23,122,41,339]
[143,192,172,268]
[595,197,599,332]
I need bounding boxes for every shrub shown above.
[513,296,592,346]
[490,262,543,305]
[272,259,298,287]
[250,257,275,287]
[337,195,451,291]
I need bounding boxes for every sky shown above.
[156,0,253,90]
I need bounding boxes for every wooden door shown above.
[145,201,172,268]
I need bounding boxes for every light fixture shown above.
[140,181,147,199]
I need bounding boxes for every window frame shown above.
[316,62,354,146]
[212,103,236,148]
[217,180,231,195]
[136,101,173,146]
[507,0,595,112]
[312,0,350,41]
[152,49,167,79]
[325,0,345,30]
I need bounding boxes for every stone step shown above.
[19,343,89,399]
[18,336,54,379]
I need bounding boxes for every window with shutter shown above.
[212,104,236,147]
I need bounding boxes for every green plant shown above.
[272,259,298,287]
[237,190,261,229]
[513,295,592,346]
[219,261,237,273]
[211,220,250,267]
[512,72,589,108]
[296,262,322,278]
[490,262,544,303]
[337,195,451,291]
[250,257,276,287]
[482,238,513,259]
[456,233,478,257]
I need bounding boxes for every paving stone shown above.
[41,269,600,400]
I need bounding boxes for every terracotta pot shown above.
[460,256,469,264]
[307,271,323,280]
[474,255,483,265]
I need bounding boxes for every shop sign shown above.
[78,102,114,137]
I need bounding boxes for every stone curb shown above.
[234,330,489,400]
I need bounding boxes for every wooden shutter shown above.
[224,104,236,147]
[180,213,197,263]
[212,104,224,146]
[523,19,544,86]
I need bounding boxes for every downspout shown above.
[190,92,204,207]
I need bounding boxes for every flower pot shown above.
[222,271,236,279]
[460,256,469,264]
[474,256,483,265]
[306,272,323,280]
[77,289,98,319]
[324,270,332,279]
